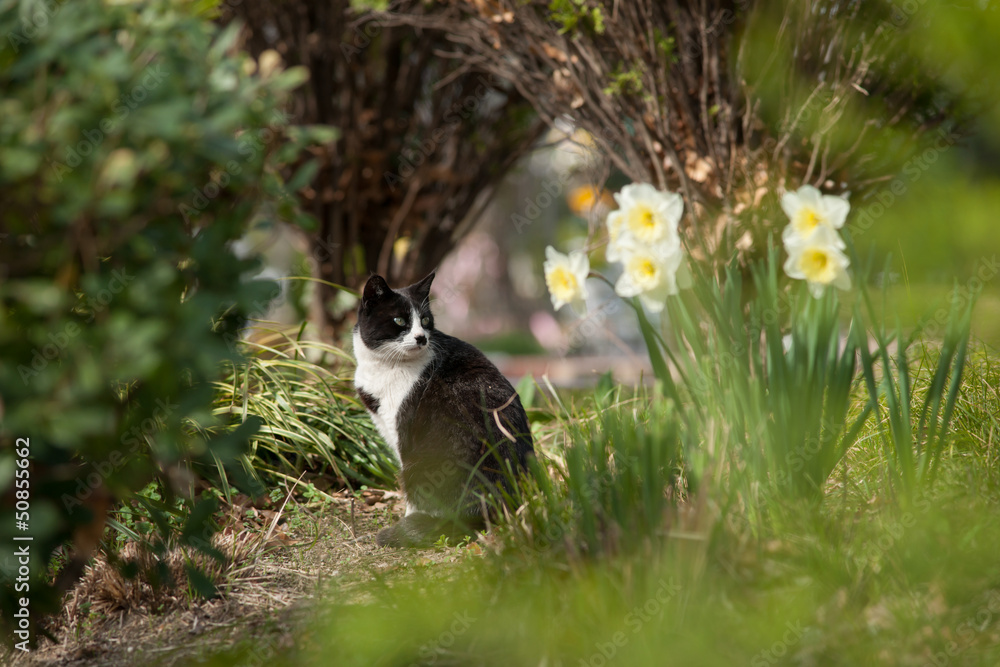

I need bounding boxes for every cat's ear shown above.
[410,272,435,304]
[361,275,391,310]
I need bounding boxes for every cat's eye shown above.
[393,317,405,327]
[421,317,430,326]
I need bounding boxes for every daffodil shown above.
[567,185,615,217]
[544,246,590,314]
[607,183,683,262]
[613,238,684,313]
[780,185,850,245]
[783,227,852,298]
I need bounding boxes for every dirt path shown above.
[9,491,463,667]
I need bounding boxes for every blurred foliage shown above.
[0,0,317,639]
[741,0,1000,285]
[471,331,546,356]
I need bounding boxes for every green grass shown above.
[869,283,1000,350]
[471,330,547,355]
[200,430,1000,666]
[187,333,1000,666]
[210,328,397,493]
[183,276,1000,667]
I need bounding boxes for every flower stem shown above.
[588,270,615,290]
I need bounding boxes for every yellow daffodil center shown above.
[628,256,660,288]
[799,248,834,283]
[547,266,579,302]
[627,205,661,242]
[794,207,823,235]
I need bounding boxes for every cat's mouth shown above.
[398,342,430,357]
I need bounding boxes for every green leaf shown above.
[632,299,670,385]
[515,373,536,410]
[184,564,218,599]
[594,371,615,410]
[286,158,320,192]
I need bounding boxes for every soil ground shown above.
[8,490,464,667]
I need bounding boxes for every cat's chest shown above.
[353,332,432,462]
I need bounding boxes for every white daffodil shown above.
[783,227,852,298]
[613,238,684,313]
[607,183,683,262]
[780,184,850,245]
[544,246,590,314]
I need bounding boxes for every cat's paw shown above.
[375,524,403,548]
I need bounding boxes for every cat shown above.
[352,272,535,548]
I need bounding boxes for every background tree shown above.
[225,0,546,334]
[382,0,966,266]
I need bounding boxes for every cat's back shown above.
[408,332,532,460]
[424,332,516,399]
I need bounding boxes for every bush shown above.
[0,0,311,641]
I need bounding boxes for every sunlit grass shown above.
[194,334,1000,666]
[206,470,1000,666]
[194,272,996,667]
[210,325,397,492]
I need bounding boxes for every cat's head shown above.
[355,272,436,359]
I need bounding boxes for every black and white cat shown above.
[353,272,534,547]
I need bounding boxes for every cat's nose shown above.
[415,334,427,346]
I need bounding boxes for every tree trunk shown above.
[227,0,546,335]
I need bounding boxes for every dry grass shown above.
[8,489,465,667]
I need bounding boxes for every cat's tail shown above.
[376,511,484,548]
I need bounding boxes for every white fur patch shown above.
[353,308,432,464]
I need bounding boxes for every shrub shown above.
[0,0,311,640]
